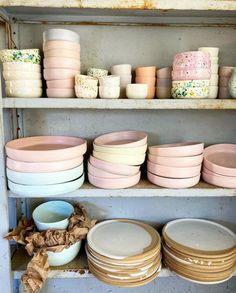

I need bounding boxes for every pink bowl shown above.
[44,49,80,59]
[156,86,171,99]
[219,66,234,77]
[135,76,156,86]
[148,142,204,157]
[135,66,156,77]
[147,171,200,188]
[89,156,140,176]
[147,161,201,178]
[43,41,80,52]
[7,156,83,173]
[47,88,75,98]
[88,171,141,189]
[172,68,211,81]
[44,69,78,80]
[148,153,203,167]
[5,136,87,162]
[44,57,80,70]
[173,51,210,69]
[218,86,231,99]
[219,77,230,87]
[203,144,236,177]
[156,79,172,87]
[156,67,172,79]
[88,161,129,179]
[202,171,236,188]
[94,131,147,148]
[46,79,74,89]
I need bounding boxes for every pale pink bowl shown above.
[88,161,128,179]
[94,131,147,148]
[147,171,200,188]
[88,171,141,189]
[135,76,156,86]
[44,69,78,81]
[148,153,203,167]
[5,136,87,162]
[202,171,236,188]
[44,49,80,59]
[148,142,204,157]
[89,156,140,176]
[47,88,75,98]
[111,64,131,75]
[47,79,74,89]
[156,79,172,87]
[203,144,236,177]
[172,68,211,81]
[135,66,156,77]
[157,67,172,79]
[219,66,234,77]
[156,86,171,99]
[173,51,210,69]
[219,77,230,87]
[43,41,80,52]
[218,86,231,99]
[44,57,80,70]
[7,156,83,173]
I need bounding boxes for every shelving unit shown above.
[0,1,236,293]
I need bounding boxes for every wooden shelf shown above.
[3,98,236,110]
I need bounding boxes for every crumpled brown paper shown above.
[5,203,96,293]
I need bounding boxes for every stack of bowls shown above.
[198,47,219,99]
[0,49,42,98]
[135,66,156,99]
[219,66,234,98]
[156,67,172,99]
[202,144,236,188]
[32,201,81,266]
[147,142,204,188]
[5,136,87,196]
[75,74,98,98]
[163,219,236,284]
[43,28,80,98]
[111,64,132,98]
[88,131,147,189]
[99,75,120,99]
[172,51,211,99]
[86,219,162,287]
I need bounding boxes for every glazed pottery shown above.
[156,79,171,87]
[3,70,41,81]
[43,57,80,70]
[47,88,75,98]
[135,76,156,86]
[156,86,171,99]
[3,62,41,72]
[43,40,80,51]
[219,66,234,77]
[172,68,211,81]
[88,162,128,179]
[173,51,210,69]
[111,64,131,75]
[46,79,74,89]
[75,74,98,86]
[211,64,219,74]
[93,143,147,155]
[5,87,42,98]
[198,47,219,57]
[0,48,40,64]
[156,67,172,79]
[219,77,230,87]
[44,68,78,80]
[210,74,219,86]
[202,171,236,188]
[172,85,209,99]
[135,66,156,76]
[43,28,80,43]
[87,68,108,79]
[93,151,145,165]
[228,68,236,98]
[99,75,120,87]
[44,49,80,59]
[126,84,148,99]
[218,86,231,99]
[5,80,42,88]
[147,153,203,167]
[99,86,120,99]
[172,80,210,88]
[75,85,98,99]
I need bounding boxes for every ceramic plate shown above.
[202,171,236,188]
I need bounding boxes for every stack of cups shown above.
[43,28,80,98]
[75,74,98,99]
[156,67,172,99]
[219,66,234,99]
[99,75,120,99]
[198,47,219,99]
[172,51,211,99]
[0,49,42,98]
[111,64,132,98]
[135,66,156,99]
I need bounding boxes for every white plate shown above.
[8,174,84,196]
[164,219,236,253]
[7,163,83,185]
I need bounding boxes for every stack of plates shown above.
[162,219,236,284]
[147,142,204,188]
[86,219,162,287]
[88,131,147,189]
[5,136,87,196]
[202,144,236,188]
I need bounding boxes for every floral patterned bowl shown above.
[172,85,209,99]
[0,49,40,64]
[172,80,210,89]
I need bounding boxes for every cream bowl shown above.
[93,143,147,155]
[47,88,75,98]
[75,85,98,99]
[211,64,219,74]
[210,74,219,86]
[126,84,148,99]
[3,70,41,81]
[120,75,132,86]
[208,86,218,99]
[43,28,80,43]
[211,57,219,64]
[99,75,120,87]
[99,86,120,99]
[5,80,42,88]
[5,87,42,98]
[111,64,132,75]
[198,47,219,57]
[3,62,41,72]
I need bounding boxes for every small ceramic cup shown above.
[75,84,98,99]
[156,86,171,99]
[219,66,234,77]
[135,66,156,77]
[208,86,218,99]
[99,75,120,87]
[120,75,132,86]
[135,76,156,86]
[99,86,120,99]
[156,67,172,79]
[219,77,230,87]
[126,84,148,99]
[75,74,98,86]
[111,64,131,75]
[156,78,172,87]
[218,86,231,99]
[87,68,108,79]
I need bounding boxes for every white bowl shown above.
[5,80,42,88]
[93,143,147,155]
[3,62,41,72]
[208,86,218,99]
[120,75,132,86]
[209,74,219,86]
[3,70,41,81]
[75,85,98,99]
[99,75,120,87]
[126,84,148,99]
[211,64,219,74]
[32,200,74,231]
[198,47,219,57]
[43,28,80,43]
[5,87,42,98]
[111,64,132,75]
[99,86,120,99]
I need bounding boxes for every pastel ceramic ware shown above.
[147,86,156,99]
[156,67,172,79]
[99,86,120,99]
[5,136,87,162]
[7,163,83,185]
[210,74,219,86]
[88,162,128,179]
[5,87,42,98]
[218,86,231,99]
[75,85,98,99]
[44,68,78,80]
[147,161,201,178]
[89,156,140,176]
[172,85,209,99]
[43,57,80,70]
[211,57,219,64]
[47,79,74,89]
[172,68,211,81]
[5,80,42,88]
[3,70,41,81]
[44,49,80,59]
[156,86,171,99]
[172,80,210,88]
[32,201,74,231]
[7,156,83,173]
[120,75,132,86]
[147,171,200,188]
[126,84,148,99]
[135,76,156,86]
[3,62,41,72]
[219,77,230,87]
[111,64,131,75]
[87,68,108,79]
[219,66,234,77]
[198,47,219,57]
[207,86,218,99]
[203,144,236,177]
[202,171,236,188]
[47,241,81,266]
[93,151,145,166]
[148,153,203,167]
[88,172,141,189]
[149,142,204,157]
[75,74,98,86]
[43,40,80,51]
[135,66,156,76]
[0,48,40,64]
[156,79,171,87]
[211,64,219,74]
[47,88,75,98]
[94,131,147,148]
[228,68,236,98]
[93,143,147,155]
[43,28,80,43]
[8,174,84,196]
[173,51,210,69]
[99,75,120,87]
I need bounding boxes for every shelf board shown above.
[3,98,236,110]
[7,179,236,198]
